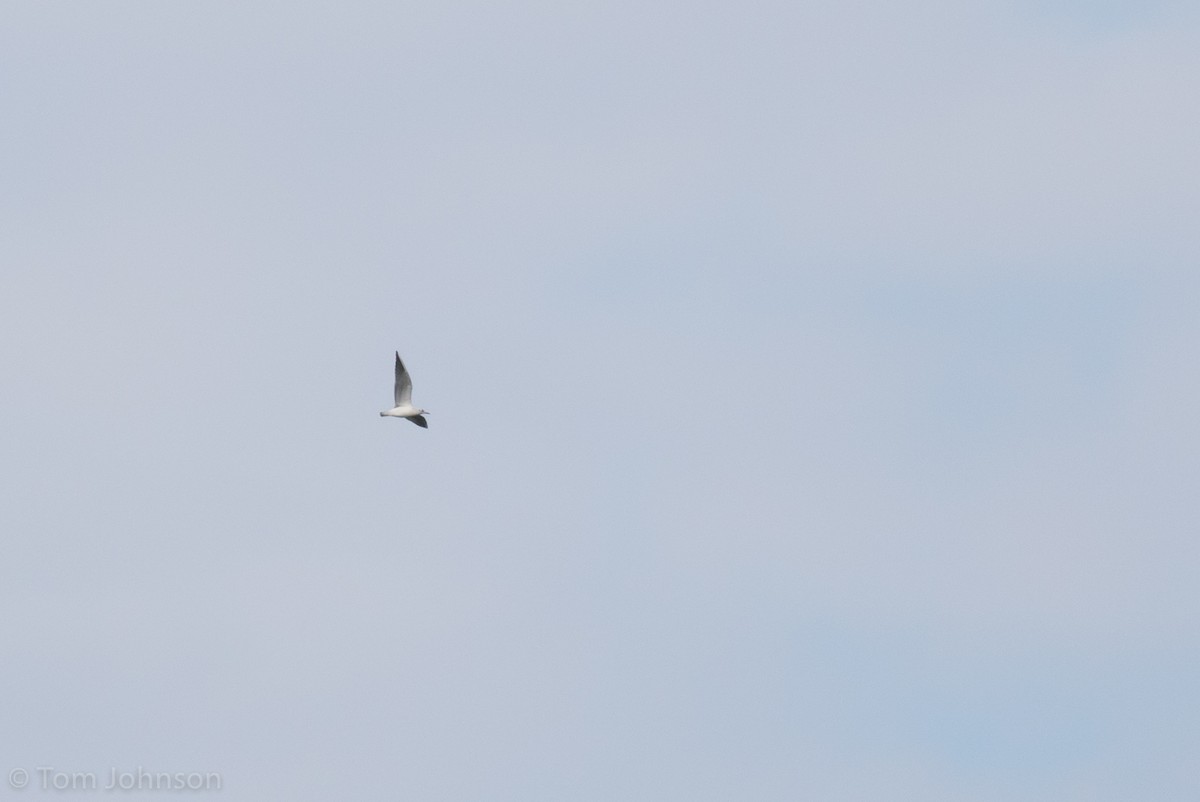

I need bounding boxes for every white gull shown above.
[379,351,429,428]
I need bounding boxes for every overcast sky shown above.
[2,2,1199,799]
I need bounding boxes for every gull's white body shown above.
[380,351,429,428]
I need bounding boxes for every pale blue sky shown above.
[2,2,1198,799]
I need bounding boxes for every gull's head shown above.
[379,411,387,417]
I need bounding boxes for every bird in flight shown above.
[380,351,429,428]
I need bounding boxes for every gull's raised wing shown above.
[394,351,413,406]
